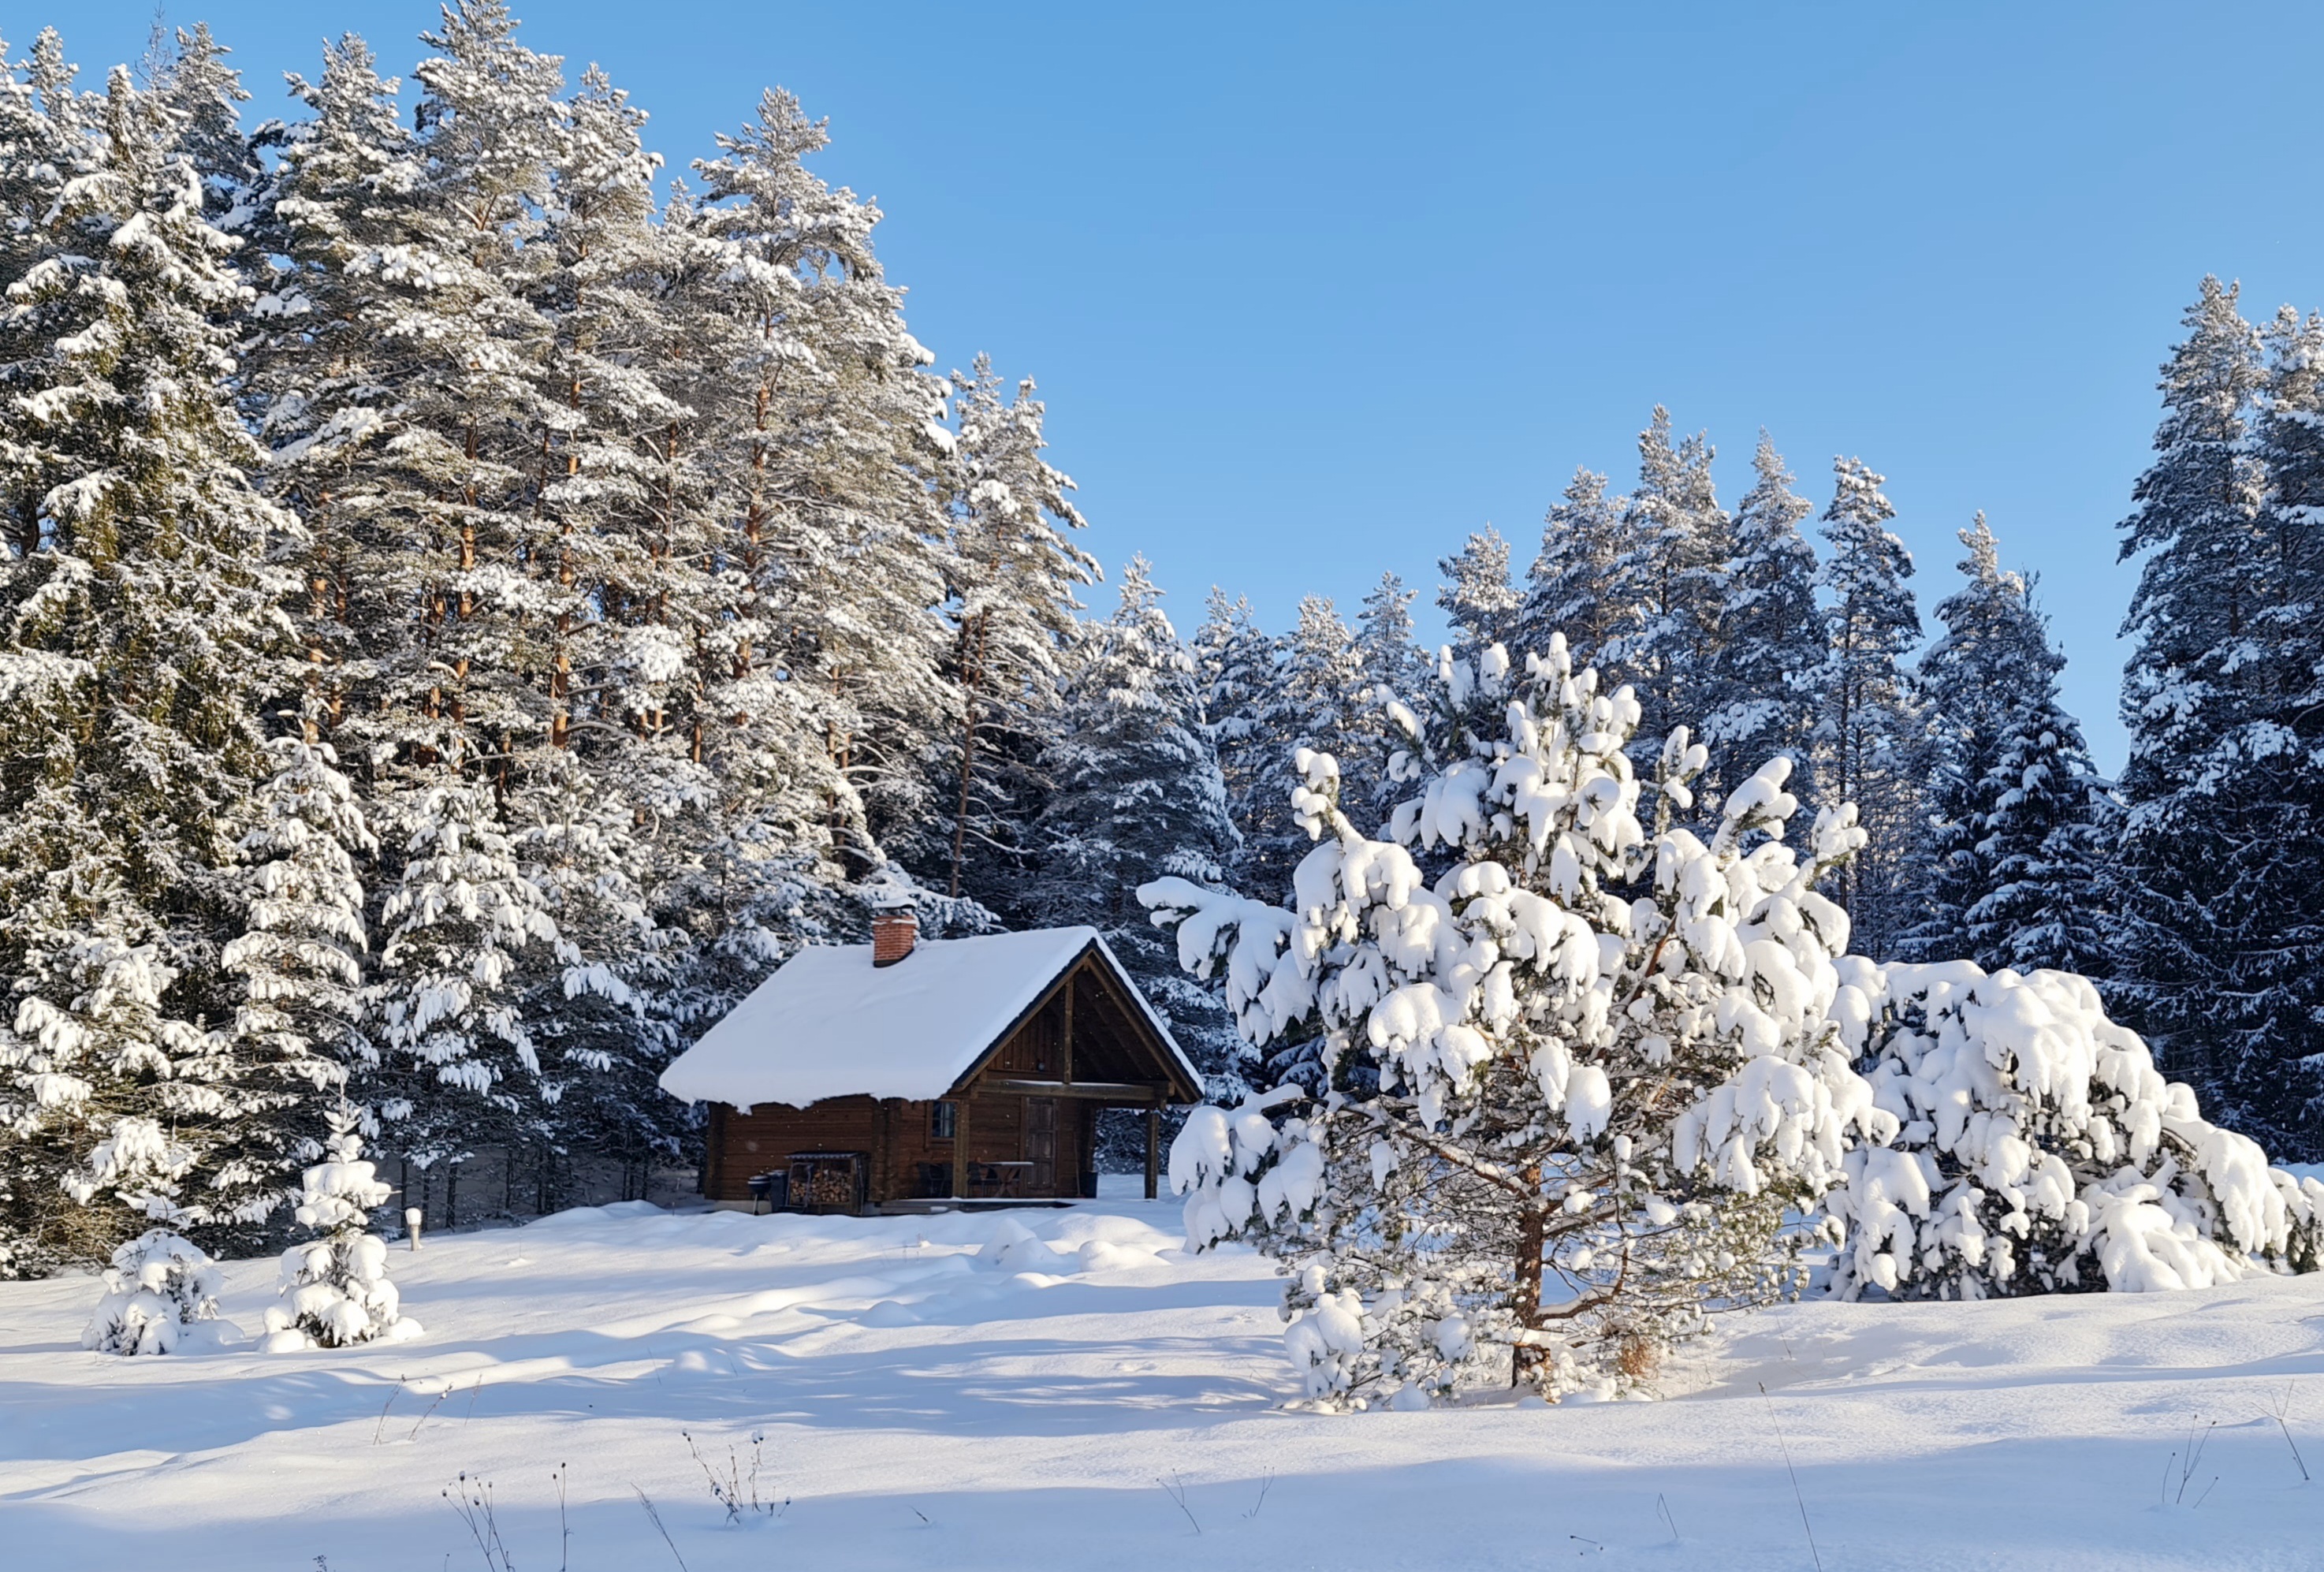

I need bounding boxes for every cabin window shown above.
[931,1101,957,1140]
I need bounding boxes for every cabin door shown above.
[1025,1097,1056,1194]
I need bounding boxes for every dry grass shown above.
[1617,1334,1662,1384]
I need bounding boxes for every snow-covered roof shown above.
[658,926,1198,1111]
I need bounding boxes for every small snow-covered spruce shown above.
[1142,635,1893,1406]
[83,1229,224,1355]
[263,1107,418,1350]
[1829,960,2324,1299]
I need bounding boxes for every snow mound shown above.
[978,1219,1074,1275]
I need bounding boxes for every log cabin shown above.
[658,907,1203,1213]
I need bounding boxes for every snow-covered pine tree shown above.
[2258,306,2324,623]
[385,0,564,799]
[689,86,955,900]
[1356,571,1428,705]
[2110,278,2324,1153]
[241,33,418,739]
[646,84,980,1126]
[1193,588,1280,896]
[1349,571,1431,828]
[0,61,300,1272]
[369,780,559,1178]
[499,61,691,1202]
[83,1228,226,1354]
[0,32,94,412]
[1034,557,1241,1117]
[1813,456,1926,959]
[2211,301,2324,1143]
[1604,408,1730,749]
[1907,514,2058,961]
[1965,687,2111,974]
[145,24,257,224]
[268,4,581,1187]
[508,754,675,1202]
[687,91,952,883]
[1143,635,1890,1403]
[1238,594,1367,900]
[263,1103,417,1349]
[1435,526,1522,657]
[935,356,1097,911]
[1515,468,1633,678]
[1698,433,1823,804]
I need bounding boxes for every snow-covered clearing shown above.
[6,1183,2323,1570]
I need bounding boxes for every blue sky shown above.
[53,1,2324,769]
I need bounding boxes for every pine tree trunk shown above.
[1512,1169,1547,1385]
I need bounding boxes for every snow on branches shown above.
[1142,635,1894,1405]
[1830,960,2324,1298]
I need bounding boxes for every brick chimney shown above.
[872,905,918,967]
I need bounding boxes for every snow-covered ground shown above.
[6,1183,2323,1570]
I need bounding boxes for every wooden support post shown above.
[1145,1101,1161,1200]
[952,1094,971,1200]
[1060,966,1074,1086]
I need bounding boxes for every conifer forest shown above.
[2,3,2321,1294]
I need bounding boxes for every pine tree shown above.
[0,62,300,1272]
[0,30,95,555]
[1965,688,2110,974]
[1698,433,1822,803]
[691,87,955,896]
[1035,559,1239,1104]
[209,735,378,1251]
[1908,515,2060,961]
[657,79,965,1075]
[1356,570,1428,699]
[1145,636,1888,1402]
[1192,588,1279,896]
[369,780,559,1174]
[1605,408,1730,747]
[242,32,417,737]
[2114,279,2324,1153]
[277,3,575,1186]
[501,61,692,1198]
[936,357,1096,909]
[1240,595,1365,898]
[1813,456,1925,959]
[1834,961,2319,1298]
[147,24,256,222]
[1350,571,1429,828]
[1516,468,1631,675]
[1435,526,1521,656]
